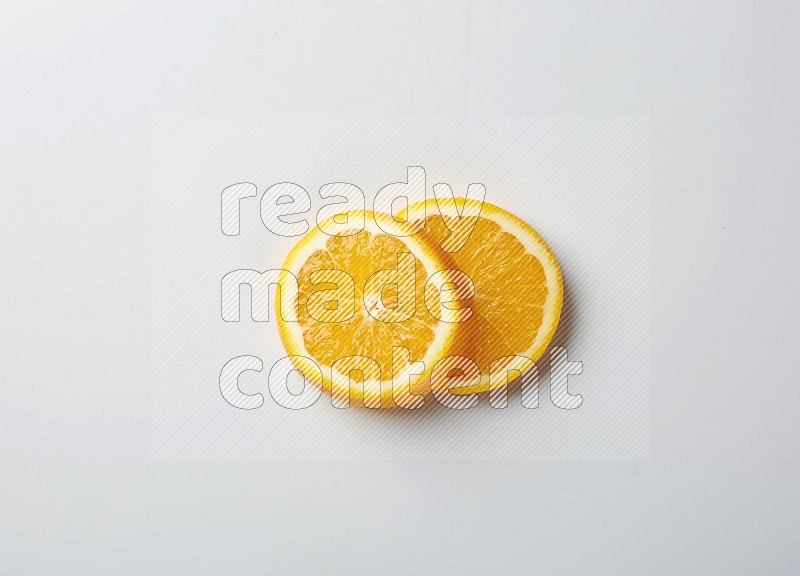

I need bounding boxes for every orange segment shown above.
[404,199,563,395]
[277,211,457,408]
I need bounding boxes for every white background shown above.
[2,1,799,574]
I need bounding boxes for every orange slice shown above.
[276,211,457,408]
[403,199,564,395]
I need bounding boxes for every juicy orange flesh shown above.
[426,214,547,377]
[296,230,440,381]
